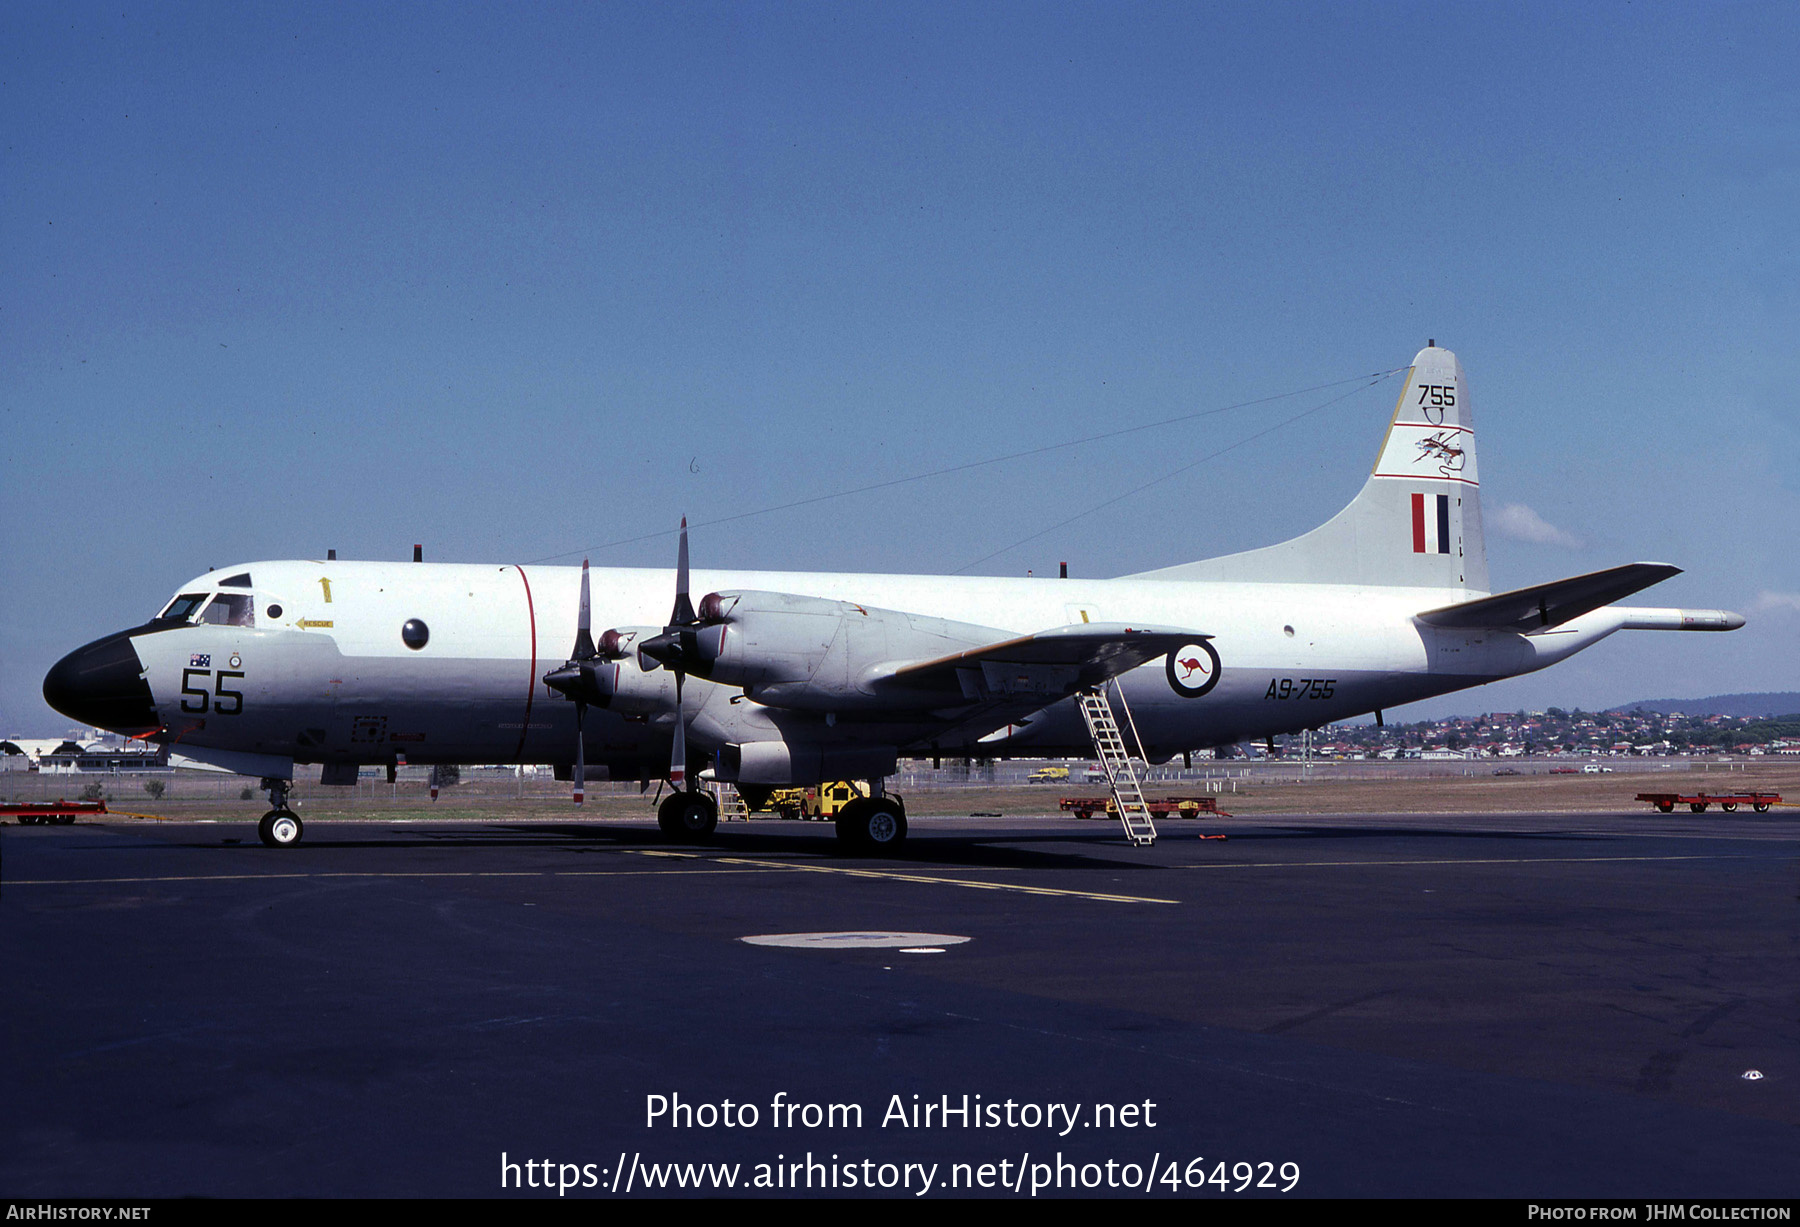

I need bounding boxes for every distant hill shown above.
[1609,692,1800,719]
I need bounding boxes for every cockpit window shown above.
[159,593,210,622]
[218,572,253,589]
[200,594,256,627]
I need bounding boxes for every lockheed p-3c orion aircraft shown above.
[43,345,1742,849]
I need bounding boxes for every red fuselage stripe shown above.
[513,565,537,762]
[1411,492,1427,553]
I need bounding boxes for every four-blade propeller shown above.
[541,559,600,803]
[636,518,704,788]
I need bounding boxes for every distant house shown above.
[39,740,89,772]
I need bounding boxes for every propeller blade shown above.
[670,670,686,788]
[573,702,586,805]
[670,517,696,627]
[573,558,595,661]
[544,560,603,701]
[565,559,595,804]
[654,519,693,791]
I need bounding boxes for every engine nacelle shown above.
[714,739,899,787]
[584,627,675,715]
[688,591,842,685]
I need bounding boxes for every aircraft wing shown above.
[859,622,1203,749]
[1414,563,1682,632]
[871,623,1201,700]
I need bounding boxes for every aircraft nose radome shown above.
[42,630,161,736]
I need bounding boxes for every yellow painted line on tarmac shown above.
[708,855,1178,905]
[9,858,1178,904]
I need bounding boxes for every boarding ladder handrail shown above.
[1077,688,1157,846]
[1109,676,1153,766]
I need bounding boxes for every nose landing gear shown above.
[257,776,304,847]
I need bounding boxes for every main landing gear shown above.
[257,776,304,848]
[657,789,718,842]
[834,794,907,853]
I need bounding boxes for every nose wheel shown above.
[256,776,303,847]
[258,809,304,847]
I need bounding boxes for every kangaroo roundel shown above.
[1165,639,1221,698]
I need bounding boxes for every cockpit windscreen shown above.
[200,594,255,627]
[157,592,256,627]
[159,593,209,622]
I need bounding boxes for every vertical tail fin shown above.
[1131,345,1488,591]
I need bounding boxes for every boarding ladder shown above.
[1077,688,1157,846]
[707,781,750,822]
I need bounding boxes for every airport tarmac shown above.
[3,808,1797,1199]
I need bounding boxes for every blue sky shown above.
[4,1,1796,734]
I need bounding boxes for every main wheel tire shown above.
[259,809,303,847]
[676,793,718,840]
[863,799,907,852]
[657,792,718,841]
[835,798,906,853]
[656,794,685,839]
[833,798,872,851]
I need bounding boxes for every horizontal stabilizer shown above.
[877,624,1201,697]
[1415,563,1682,632]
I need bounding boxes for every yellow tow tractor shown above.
[759,780,871,820]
